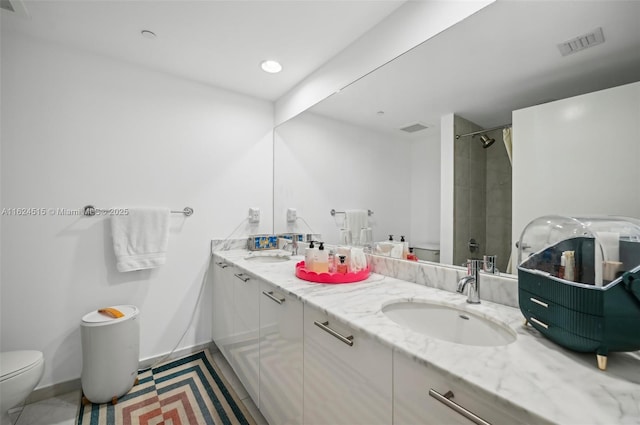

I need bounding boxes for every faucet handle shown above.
[465,258,484,275]
[482,255,499,274]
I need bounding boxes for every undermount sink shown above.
[245,253,291,263]
[382,301,516,347]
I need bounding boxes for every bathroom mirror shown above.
[273,1,640,276]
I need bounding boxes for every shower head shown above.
[479,134,495,149]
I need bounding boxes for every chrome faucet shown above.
[457,259,482,304]
[279,235,300,256]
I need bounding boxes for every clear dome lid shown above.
[518,215,640,286]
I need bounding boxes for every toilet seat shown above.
[0,351,44,382]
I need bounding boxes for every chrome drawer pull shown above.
[530,297,548,308]
[263,290,285,304]
[530,316,549,329]
[234,273,250,282]
[429,389,491,425]
[314,321,354,347]
[215,261,229,269]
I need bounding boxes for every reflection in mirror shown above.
[453,117,512,274]
[273,109,439,249]
[273,1,640,277]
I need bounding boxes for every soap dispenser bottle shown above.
[314,242,329,273]
[305,240,316,271]
[400,236,409,260]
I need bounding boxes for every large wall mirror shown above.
[273,1,640,277]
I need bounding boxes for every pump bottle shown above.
[314,242,329,273]
[305,240,316,271]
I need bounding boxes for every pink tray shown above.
[295,261,370,284]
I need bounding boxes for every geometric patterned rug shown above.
[76,350,255,425]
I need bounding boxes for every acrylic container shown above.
[517,215,640,370]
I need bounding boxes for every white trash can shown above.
[80,305,140,404]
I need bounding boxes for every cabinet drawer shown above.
[520,289,604,340]
[211,259,235,353]
[211,257,260,406]
[518,271,603,315]
[304,305,392,425]
[394,350,548,425]
[259,282,303,425]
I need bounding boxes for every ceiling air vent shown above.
[399,122,429,133]
[557,27,605,57]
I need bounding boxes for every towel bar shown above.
[82,205,194,217]
[330,209,373,217]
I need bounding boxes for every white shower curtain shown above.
[503,127,513,165]
[504,127,514,273]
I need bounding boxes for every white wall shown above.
[0,33,274,388]
[440,114,455,265]
[274,1,494,126]
[410,133,441,245]
[512,81,640,264]
[273,112,414,245]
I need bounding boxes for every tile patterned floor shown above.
[9,350,268,425]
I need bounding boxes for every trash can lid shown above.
[82,305,139,324]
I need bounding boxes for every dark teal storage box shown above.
[517,216,640,370]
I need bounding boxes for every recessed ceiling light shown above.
[260,60,282,74]
[141,30,157,39]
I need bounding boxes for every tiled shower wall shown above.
[453,116,512,272]
[454,116,486,267]
[485,128,512,272]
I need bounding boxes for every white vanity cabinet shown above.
[303,304,392,425]
[211,258,234,357]
[394,350,543,425]
[258,281,303,425]
[211,257,260,406]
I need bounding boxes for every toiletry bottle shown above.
[337,246,351,273]
[337,255,348,274]
[388,234,394,241]
[305,240,316,271]
[558,253,566,279]
[314,242,329,273]
[400,236,409,259]
[564,251,575,282]
[407,247,418,261]
[328,249,336,273]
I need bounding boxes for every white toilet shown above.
[0,351,45,425]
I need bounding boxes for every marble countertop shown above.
[213,249,640,425]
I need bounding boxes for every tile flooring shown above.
[8,350,268,425]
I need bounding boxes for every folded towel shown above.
[345,209,368,245]
[111,207,170,272]
[595,231,620,262]
[594,231,620,286]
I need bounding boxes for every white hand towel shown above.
[594,231,620,286]
[345,209,368,245]
[595,231,620,262]
[111,207,170,272]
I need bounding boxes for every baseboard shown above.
[138,341,217,369]
[27,341,217,405]
[25,377,82,405]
